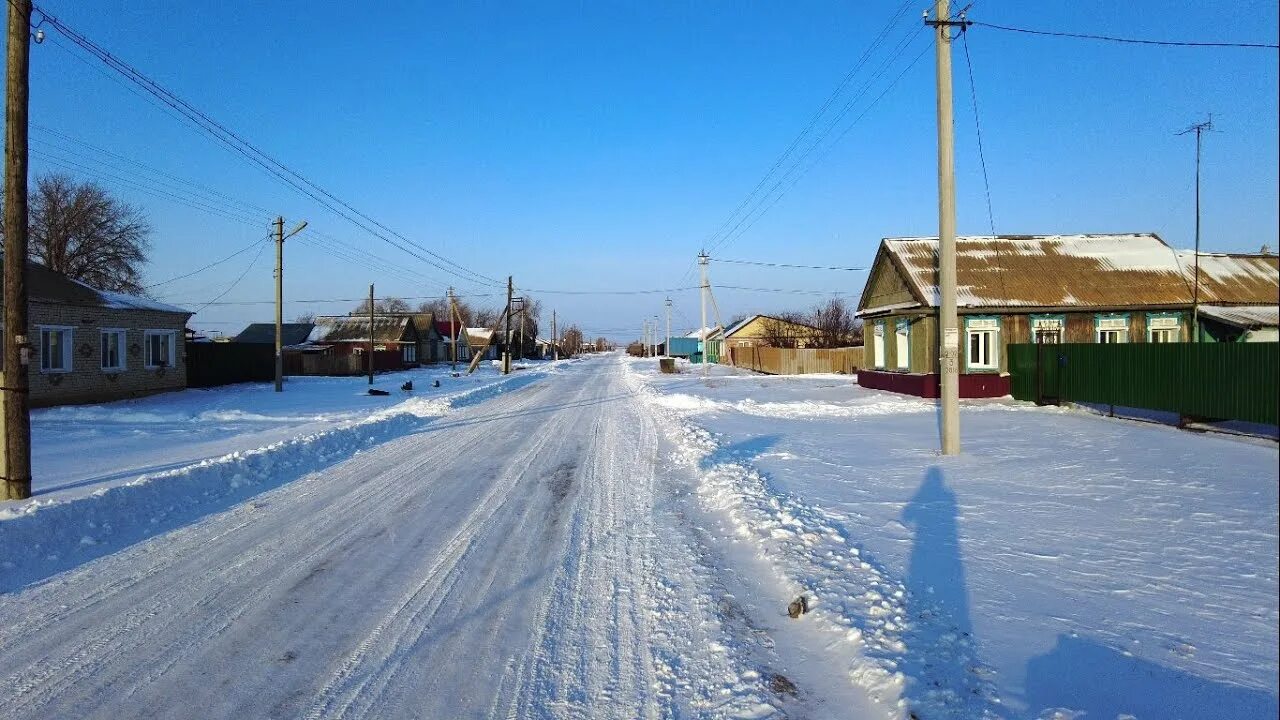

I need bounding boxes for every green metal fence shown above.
[1008,342,1279,425]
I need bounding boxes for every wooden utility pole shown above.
[273,217,284,392]
[551,309,557,361]
[3,0,33,500]
[502,276,513,375]
[368,283,375,384]
[926,1,966,455]
[448,287,457,370]
[1179,117,1213,342]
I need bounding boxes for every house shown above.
[0,259,192,407]
[856,233,1279,398]
[303,315,422,372]
[232,322,315,346]
[717,314,824,358]
[403,313,445,363]
[1197,305,1278,342]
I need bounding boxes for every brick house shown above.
[1,260,192,407]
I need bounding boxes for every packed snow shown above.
[1,354,1275,719]
[626,357,1279,719]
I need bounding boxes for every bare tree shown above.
[351,296,412,315]
[473,306,500,329]
[809,297,860,348]
[759,312,813,349]
[18,173,151,295]
[561,325,584,356]
[415,297,449,317]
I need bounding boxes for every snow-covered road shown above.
[0,356,859,719]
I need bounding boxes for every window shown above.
[895,321,910,370]
[1147,314,1180,343]
[872,323,885,368]
[965,317,1000,371]
[403,344,417,363]
[1031,315,1064,344]
[1095,315,1129,344]
[144,330,176,368]
[40,327,74,372]
[101,329,126,371]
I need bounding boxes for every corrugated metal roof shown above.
[311,315,413,343]
[864,234,1278,313]
[234,323,315,345]
[1198,305,1279,329]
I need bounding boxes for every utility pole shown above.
[2,0,32,500]
[665,297,672,358]
[552,309,558,361]
[447,287,457,371]
[368,283,375,384]
[926,1,967,456]
[274,217,284,392]
[272,217,306,393]
[1179,116,1213,342]
[503,276,513,374]
[699,251,709,376]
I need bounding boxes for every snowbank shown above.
[1,370,546,593]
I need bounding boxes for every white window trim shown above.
[872,323,886,369]
[894,322,910,371]
[963,317,1001,372]
[143,329,177,369]
[100,328,127,371]
[38,325,75,374]
[403,344,417,362]
[1149,328,1179,343]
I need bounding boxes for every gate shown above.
[1033,332,1062,405]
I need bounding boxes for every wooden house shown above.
[301,315,422,373]
[856,233,1279,398]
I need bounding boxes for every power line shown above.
[191,240,271,313]
[972,20,1280,50]
[714,257,867,271]
[145,235,270,289]
[34,3,500,289]
[960,30,996,235]
[700,0,920,251]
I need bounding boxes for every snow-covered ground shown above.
[626,357,1280,719]
[1,354,1275,718]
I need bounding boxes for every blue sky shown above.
[26,1,1279,340]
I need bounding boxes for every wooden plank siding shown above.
[729,346,864,375]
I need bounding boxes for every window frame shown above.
[872,322,886,368]
[1029,314,1066,343]
[402,343,417,363]
[964,316,1001,372]
[100,328,127,372]
[894,319,910,371]
[1094,313,1130,344]
[143,329,177,369]
[38,325,75,374]
[1146,312,1182,343]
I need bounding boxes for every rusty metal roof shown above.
[311,315,415,344]
[862,233,1278,313]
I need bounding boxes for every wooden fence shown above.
[725,345,864,375]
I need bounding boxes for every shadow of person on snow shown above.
[1024,633,1279,719]
[898,467,1002,718]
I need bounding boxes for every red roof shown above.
[434,320,461,338]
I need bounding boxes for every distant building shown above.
[856,233,1279,398]
[1,259,192,407]
[232,322,315,346]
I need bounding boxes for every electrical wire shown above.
[145,235,271,289]
[714,257,867,271]
[961,30,996,236]
[972,20,1280,50]
[35,3,500,289]
[190,240,270,313]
